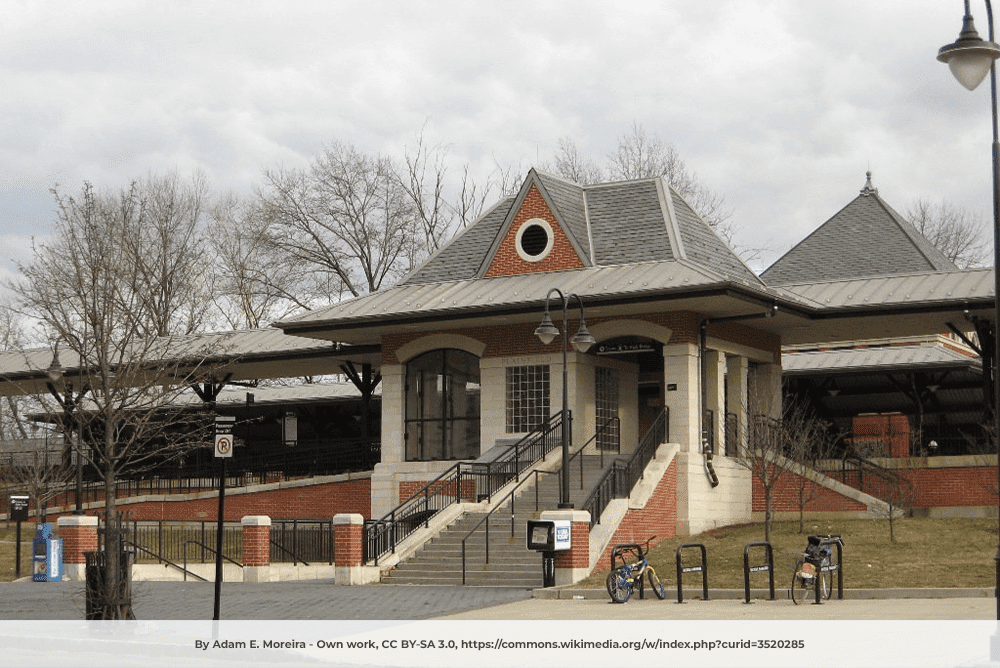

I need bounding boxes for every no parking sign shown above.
[214,415,235,458]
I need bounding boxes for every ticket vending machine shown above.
[32,523,63,582]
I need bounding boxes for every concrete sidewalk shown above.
[0,580,535,620]
[2,579,996,621]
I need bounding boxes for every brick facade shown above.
[398,479,477,504]
[553,520,591,569]
[484,185,585,278]
[334,516,364,567]
[597,459,678,568]
[50,478,373,522]
[754,459,996,512]
[752,462,867,513]
[241,519,271,568]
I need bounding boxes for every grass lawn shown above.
[0,521,59,581]
[579,516,999,591]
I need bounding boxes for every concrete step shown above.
[381,453,612,586]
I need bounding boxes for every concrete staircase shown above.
[382,454,612,586]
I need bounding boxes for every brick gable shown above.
[484,185,585,277]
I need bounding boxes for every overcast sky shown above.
[0,0,994,278]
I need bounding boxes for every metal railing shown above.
[364,411,566,565]
[124,518,334,566]
[458,416,620,583]
[581,407,669,528]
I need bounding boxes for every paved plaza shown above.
[0,579,994,620]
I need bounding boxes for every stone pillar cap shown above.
[56,515,99,527]
[241,515,272,526]
[540,509,591,524]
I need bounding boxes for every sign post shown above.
[9,496,29,579]
[213,415,235,621]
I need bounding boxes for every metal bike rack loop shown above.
[675,543,708,603]
[742,541,775,604]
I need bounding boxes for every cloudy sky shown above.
[0,0,993,277]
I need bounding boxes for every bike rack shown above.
[675,543,708,603]
[742,542,775,604]
[817,538,844,603]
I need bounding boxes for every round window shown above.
[515,218,554,263]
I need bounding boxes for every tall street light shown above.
[45,345,90,515]
[938,0,1000,627]
[534,288,596,508]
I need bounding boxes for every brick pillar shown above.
[333,513,364,585]
[541,509,591,586]
[241,515,271,583]
[56,515,98,582]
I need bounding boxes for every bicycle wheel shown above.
[606,570,631,603]
[647,568,667,600]
[821,561,833,600]
[790,559,813,605]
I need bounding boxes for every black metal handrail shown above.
[270,538,309,566]
[182,540,243,582]
[364,411,566,565]
[581,407,669,528]
[564,416,621,494]
[124,540,208,582]
[457,416,620,584]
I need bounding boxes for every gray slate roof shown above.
[761,175,958,286]
[402,169,761,287]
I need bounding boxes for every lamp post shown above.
[534,288,596,508]
[938,0,1000,627]
[45,346,89,515]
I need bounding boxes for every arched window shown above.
[405,349,481,461]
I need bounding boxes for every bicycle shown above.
[790,534,843,605]
[605,536,667,603]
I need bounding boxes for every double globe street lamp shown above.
[534,288,595,508]
[937,0,1000,628]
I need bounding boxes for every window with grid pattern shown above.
[596,366,620,451]
[506,365,550,433]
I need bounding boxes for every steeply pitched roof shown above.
[761,173,958,286]
[402,169,761,287]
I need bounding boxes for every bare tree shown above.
[258,141,419,297]
[208,193,321,329]
[737,414,789,544]
[782,401,841,534]
[397,129,495,255]
[0,442,74,525]
[10,180,227,618]
[551,136,605,186]
[905,199,989,269]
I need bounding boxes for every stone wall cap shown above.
[241,515,272,526]
[56,515,99,527]
[333,513,365,525]
[540,509,591,523]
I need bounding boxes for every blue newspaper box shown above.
[32,524,63,582]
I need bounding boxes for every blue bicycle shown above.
[606,536,666,603]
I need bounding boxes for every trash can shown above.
[32,524,63,582]
[84,549,135,620]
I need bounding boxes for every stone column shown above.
[726,355,749,457]
[241,515,271,583]
[663,343,700,451]
[704,350,725,454]
[56,515,98,582]
[540,509,591,586]
[334,513,365,585]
